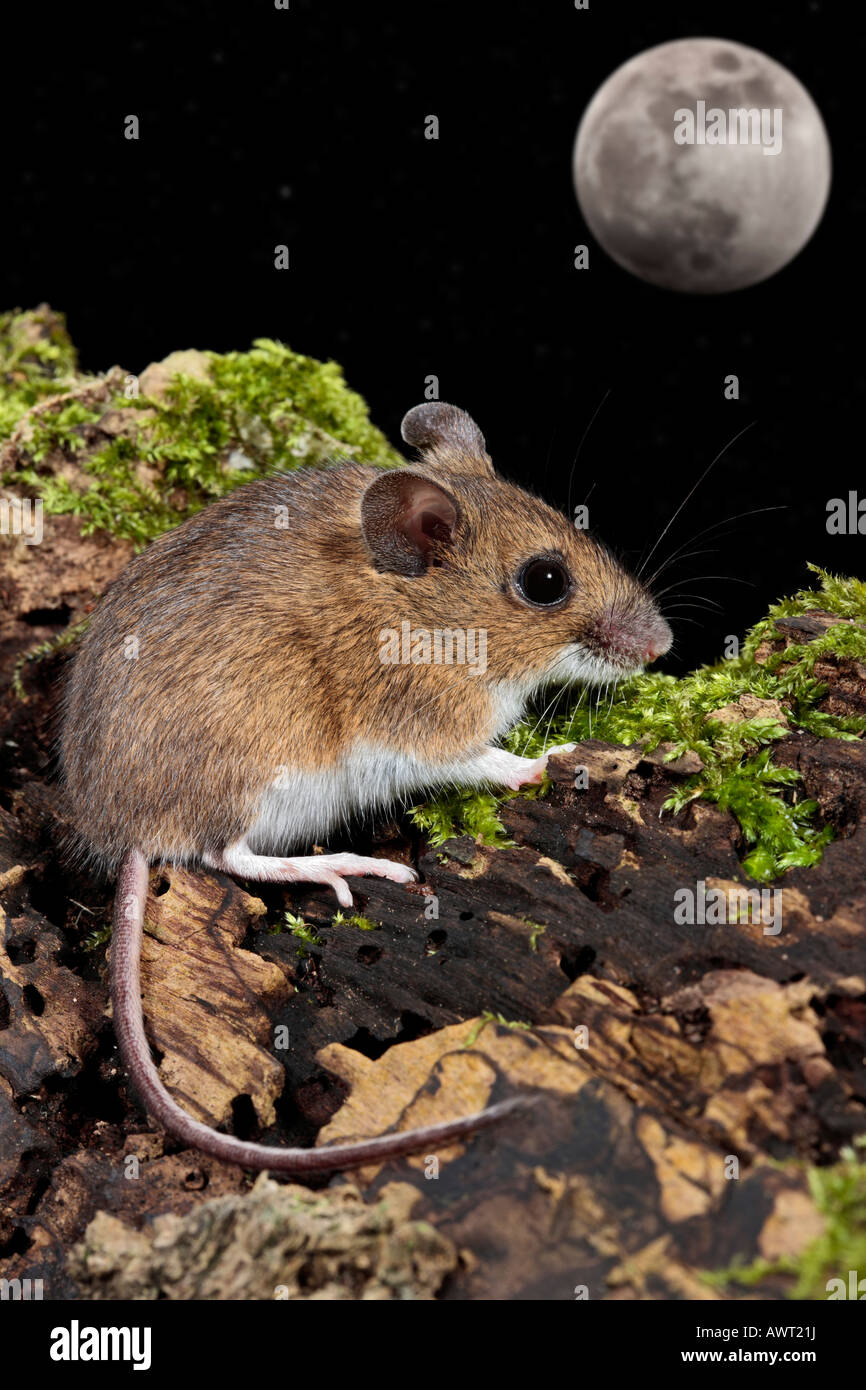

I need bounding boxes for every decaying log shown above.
[1,559,865,1296]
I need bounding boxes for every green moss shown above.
[82,921,112,952]
[410,789,518,850]
[412,567,866,881]
[331,911,381,932]
[744,569,866,634]
[271,911,323,955]
[2,329,403,547]
[525,920,547,952]
[463,1011,531,1047]
[705,1139,866,1299]
[4,311,860,886]
[0,305,81,437]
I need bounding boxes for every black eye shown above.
[517,557,570,607]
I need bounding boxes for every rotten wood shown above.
[1,567,865,1298]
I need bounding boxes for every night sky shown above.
[5,0,861,671]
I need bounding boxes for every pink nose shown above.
[642,629,672,663]
[641,618,673,664]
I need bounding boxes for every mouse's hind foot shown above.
[202,842,417,907]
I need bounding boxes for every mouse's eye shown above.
[517,557,571,607]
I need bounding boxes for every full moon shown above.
[573,38,832,293]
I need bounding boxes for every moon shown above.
[573,38,832,293]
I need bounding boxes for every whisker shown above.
[541,684,570,755]
[663,602,724,614]
[652,576,753,602]
[566,386,612,519]
[521,680,569,756]
[562,685,589,742]
[655,588,725,605]
[643,504,785,586]
[645,546,720,584]
[637,420,757,581]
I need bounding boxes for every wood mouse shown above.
[61,402,672,1173]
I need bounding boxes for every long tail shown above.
[110,848,524,1172]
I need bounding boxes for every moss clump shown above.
[2,319,403,547]
[332,910,381,931]
[463,1012,531,1047]
[411,789,519,850]
[0,305,82,437]
[705,1140,866,1299]
[412,567,866,882]
[271,911,323,956]
[82,920,113,953]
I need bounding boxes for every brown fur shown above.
[62,428,664,872]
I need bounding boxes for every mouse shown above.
[60,401,672,1173]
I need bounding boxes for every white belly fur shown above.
[245,678,534,853]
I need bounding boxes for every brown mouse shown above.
[61,402,671,1172]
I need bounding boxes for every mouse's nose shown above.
[642,618,673,664]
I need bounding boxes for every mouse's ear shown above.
[400,402,493,477]
[361,469,460,576]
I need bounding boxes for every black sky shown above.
[5,0,862,670]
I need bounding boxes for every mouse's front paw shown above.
[506,743,578,789]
